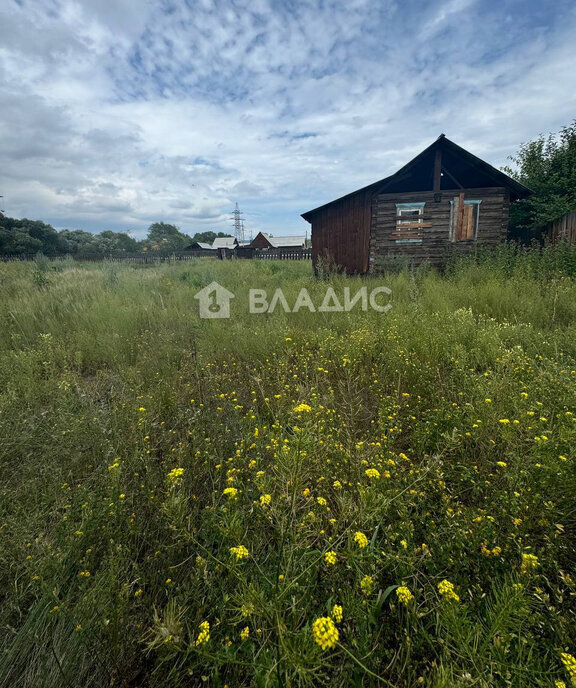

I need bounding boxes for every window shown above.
[450,196,481,242]
[394,202,425,243]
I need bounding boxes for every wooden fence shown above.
[253,248,311,260]
[0,250,216,263]
[0,248,312,263]
[545,210,576,244]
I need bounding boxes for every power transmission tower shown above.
[231,203,245,242]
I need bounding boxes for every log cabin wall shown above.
[369,187,510,271]
[311,189,372,274]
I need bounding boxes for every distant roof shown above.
[212,237,238,248]
[191,242,214,250]
[268,235,306,248]
[302,134,532,221]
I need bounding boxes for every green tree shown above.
[146,222,190,251]
[0,215,64,255]
[504,121,576,241]
[95,231,139,253]
[58,229,101,255]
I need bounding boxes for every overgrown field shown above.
[1,247,576,687]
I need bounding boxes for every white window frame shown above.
[395,202,425,244]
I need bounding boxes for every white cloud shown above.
[0,0,575,239]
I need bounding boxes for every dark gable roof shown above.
[302,134,532,221]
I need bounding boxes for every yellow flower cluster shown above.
[312,616,339,650]
[354,531,368,548]
[194,621,210,646]
[360,575,374,596]
[396,586,414,606]
[324,551,337,566]
[365,468,380,479]
[293,403,312,413]
[223,487,238,499]
[230,545,250,560]
[331,604,343,623]
[521,553,539,574]
[259,493,271,506]
[437,579,460,602]
[560,652,576,685]
[166,467,184,485]
[240,626,250,641]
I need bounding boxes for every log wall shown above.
[369,187,510,271]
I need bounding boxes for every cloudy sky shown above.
[1,0,575,239]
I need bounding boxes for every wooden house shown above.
[212,237,238,249]
[250,232,307,249]
[301,135,531,273]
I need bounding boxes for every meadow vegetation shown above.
[1,245,576,687]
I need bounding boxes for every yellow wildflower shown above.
[331,604,343,623]
[223,487,238,499]
[360,575,374,596]
[293,403,312,413]
[353,531,368,549]
[241,603,254,617]
[240,626,250,641]
[230,545,250,560]
[195,621,210,646]
[438,579,460,602]
[324,551,337,566]
[317,497,327,507]
[365,468,380,480]
[520,553,539,574]
[166,467,184,485]
[560,652,576,684]
[396,586,414,605]
[312,616,339,650]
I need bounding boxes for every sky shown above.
[1,0,575,240]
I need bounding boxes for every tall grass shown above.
[1,248,576,687]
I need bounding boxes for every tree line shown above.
[0,219,232,257]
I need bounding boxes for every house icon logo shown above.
[194,281,235,319]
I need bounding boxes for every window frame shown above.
[394,202,425,244]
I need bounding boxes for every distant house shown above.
[301,134,532,273]
[187,241,215,250]
[212,237,238,249]
[250,232,306,249]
